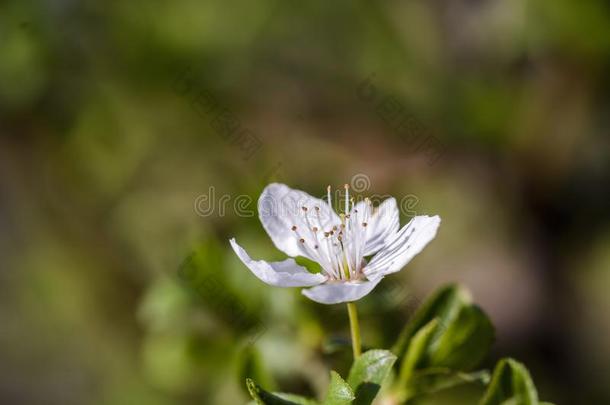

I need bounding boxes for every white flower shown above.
[230,183,441,305]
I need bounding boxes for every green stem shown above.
[347,302,361,359]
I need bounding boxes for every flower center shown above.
[290,184,370,282]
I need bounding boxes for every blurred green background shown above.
[1,0,609,404]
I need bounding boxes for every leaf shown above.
[479,358,538,405]
[246,378,319,405]
[403,368,490,400]
[392,285,465,358]
[347,349,397,405]
[275,394,320,405]
[398,319,440,385]
[323,371,355,405]
[393,284,495,372]
[430,304,495,370]
[248,394,318,405]
[392,285,494,401]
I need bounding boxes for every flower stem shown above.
[347,302,361,359]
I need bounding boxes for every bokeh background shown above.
[1,1,609,404]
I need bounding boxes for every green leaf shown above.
[392,285,465,358]
[323,371,355,405]
[274,394,320,405]
[347,349,397,405]
[249,394,318,405]
[246,378,319,405]
[479,358,538,405]
[393,284,494,372]
[403,368,490,400]
[398,319,440,385]
[431,304,495,370]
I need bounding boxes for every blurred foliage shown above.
[1,0,609,404]
[244,286,553,404]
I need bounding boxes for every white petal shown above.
[301,276,384,304]
[258,183,341,260]
[352,197,400,256]
[364,215,440,278]
[230,238,326,287]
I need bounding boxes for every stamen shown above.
[339,238,353,279]
[323,237,340,280]
[287,185,373,281]
[344,184,349,215]
[306,204,342,279]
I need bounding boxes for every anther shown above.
[291,225,298,231]
[299,238,305,243]
[302,206,308,212]
[363,222,368,227]
[312,227,319,232]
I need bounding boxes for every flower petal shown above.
[364,215,440,278]
[230,238,326,287]
[258,183,341,260]
[352,197,400,256]
[301,276,384,304]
